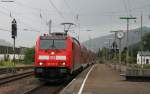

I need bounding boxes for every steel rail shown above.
[0,71,33,85]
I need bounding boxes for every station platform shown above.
[60,64,150,94]
[83,64,150,94]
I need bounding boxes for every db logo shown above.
[49,56,56,60]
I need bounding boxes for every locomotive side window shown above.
[40,39,66,49]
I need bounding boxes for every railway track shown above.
[22,65,91,94]
[0,70,33,85]
[0,66,33,75]
[23,82,67,94]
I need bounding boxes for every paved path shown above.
[83,64,150,94]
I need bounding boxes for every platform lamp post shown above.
[120,17,136,64]
[116,31,125,64]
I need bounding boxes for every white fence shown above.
[0,54,24,61]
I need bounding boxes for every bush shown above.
[0,61,15,67]
[24,48,34,64]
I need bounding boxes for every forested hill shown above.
[83,27,150,52]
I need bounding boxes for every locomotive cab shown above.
[34,33,73,80]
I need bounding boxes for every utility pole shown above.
[107,38,113,60]
[120,17,136,64]
[104,42,109,61]
[49,20,52,34]
[75,14,80,41]
[140,13,143,68]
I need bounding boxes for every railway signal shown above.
[11,18,17,64]
[11,19,17,38]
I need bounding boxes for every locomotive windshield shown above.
[40,39,66,49]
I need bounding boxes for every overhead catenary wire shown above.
[122,0,129,16]
[14,0,48,12]
[63,0,75,16]
[126,0,132,16]
[1,1,49,28]
[48,0,65,19]
[0,0,150,33]
[0,3,46,33]
[0,28,10,32]
[13,2,49,26]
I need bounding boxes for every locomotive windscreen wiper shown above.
[51,40,56,50]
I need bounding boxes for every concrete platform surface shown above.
[82,64,150,94]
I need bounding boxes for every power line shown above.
[2,1,50,27]
[63,0,74,16]
[14,0,47,12]
[48,0,65,19]
[0,4,46,33]
[13,2,49,25]
[122,0,129,16]
[126,0,132,16]
[0,28,10,32]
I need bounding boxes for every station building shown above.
[137,51,150,64]
[0,39,27,61]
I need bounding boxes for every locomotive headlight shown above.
[62,62,66,66]
[39,62,43,66]
[60,62,66,66]
[51,51,55,55]
[38,55,49,60]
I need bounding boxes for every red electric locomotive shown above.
[34,32,89,81]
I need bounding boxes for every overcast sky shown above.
[0,0,150,47]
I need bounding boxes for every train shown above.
[34,32,96,81]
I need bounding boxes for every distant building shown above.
[137,51,150,64]
[0,39,28,61]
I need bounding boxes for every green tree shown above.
[121,47,127,63]
[142,32,150,51]
[24,47,34,64]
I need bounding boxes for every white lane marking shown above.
[78,65,95,94]
[60,79,76,94]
